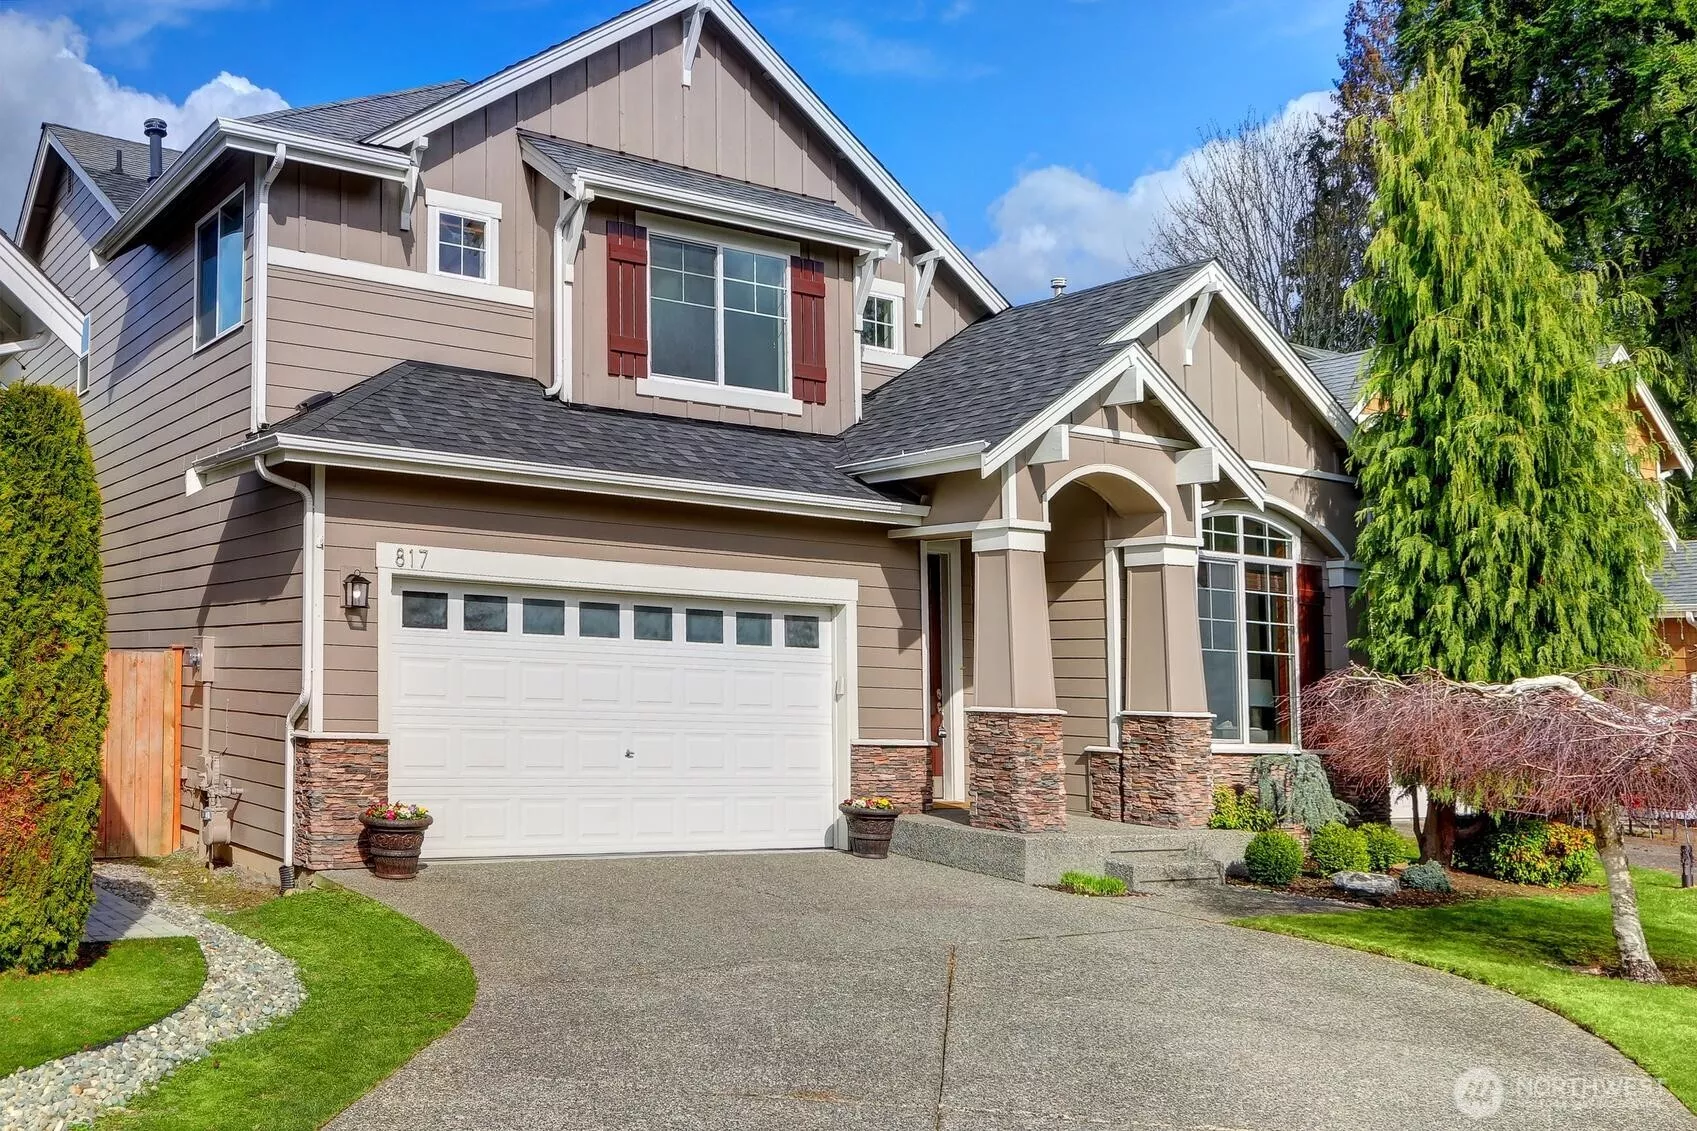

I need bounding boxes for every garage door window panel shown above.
[523,598,566,636]
[402,591,449,629]
[686,609,724,643]
[579,601,622,639]
[784,615,820,649]
[736,612,773,646]
[464,595,509,633]
[635,605,674,641]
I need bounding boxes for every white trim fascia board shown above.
[268,246,535,308]
[860,348,920,373]
[1130,346,1268,507]
[18,132,119,247]
[1109,534,1202,550]
[194,434,928,526]
[980,349,1141,475]
[889,517,1048,541]
[1119,544,1198,569]
[1109,261,1356,442]
[379,0,1007,314]
[867,276,904,299]
[965,706,1067,716]
[969,527,1045,553]
[838,440,987,481]
[1636,378,1694,477]
[1068,424,1188,451]
[524,137,894,252]
[1117,708,1213,719]
[0,233,86,355]
[1654,498,1680,547]
[852,738,935,748]
[95,120,413,259]
[423,188,503,221]
[636,375,803,416]
[375,541,860,606]
[1246,458,1358,486]
[1324,559,1363,589]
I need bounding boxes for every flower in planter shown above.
[364,801,430,821]
[843,796,896,810]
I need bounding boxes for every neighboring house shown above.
[1299,343,1697,671]
[12,0,1367,878]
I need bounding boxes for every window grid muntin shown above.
[437,212,489,280]
[648,230,790,394]
[1198,512,1300,747]
[862,294,896,351]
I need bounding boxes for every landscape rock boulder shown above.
[1331,870,1400,897]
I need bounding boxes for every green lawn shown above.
[97,884,475,1131]
[1241,868,1697,1112]
[1,937,206,1074]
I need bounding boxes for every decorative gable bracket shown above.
[681,3,707,87]
[911,250,942,327]
[1182,285,1217,368]
[400,138,429,233]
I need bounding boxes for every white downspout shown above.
[251,144,287,435]
[253,455,314,890]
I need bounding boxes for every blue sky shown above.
[2,0,1352,299]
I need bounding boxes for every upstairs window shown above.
[195,190,245,347]
[1197,512,1298,746]
[861,281,903,354]
[428,192,501,284]
[650,231,789,394]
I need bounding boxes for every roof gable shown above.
[0,231,86,356]
[363,0,1005,316]
[243,81,469,142]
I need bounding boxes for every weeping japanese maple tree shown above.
[1347,52,1664,861]
[1310,668,1697,984]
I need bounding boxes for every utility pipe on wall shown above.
[251,144,288,435]
[253,456,315,891]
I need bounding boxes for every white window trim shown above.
[860,276,913,366]
[1199,508,1302,752]
[427,191,501,285]
[193,187,246,353]
[640,213,800,407]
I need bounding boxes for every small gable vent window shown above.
[195,189,245,347]
[427,192,502,284]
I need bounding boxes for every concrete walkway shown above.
[329,852,1693,1131]
[82,885,190,943]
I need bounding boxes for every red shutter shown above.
[1297,563,1326,687]
[790,256,828,405]
[607,221,648,379]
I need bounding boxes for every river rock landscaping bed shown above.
[0,865,304,1131]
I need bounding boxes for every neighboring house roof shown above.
[1292,344,1369,413]
[190,362,923,523]
[1656,542,1697,615]
[844,263,1206,465]
[244,81,470,143]
[520,131,883,243]
[44,125,183,213]
[363,0,1008,316]
[0,230,86,357]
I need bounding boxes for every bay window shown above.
[1197,512,1298,746]
[650,231,789,394]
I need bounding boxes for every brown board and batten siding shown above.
[264,266,533,420]
[315,471,926,742]
[30,153,303,860]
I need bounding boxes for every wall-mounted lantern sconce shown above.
[343,571,371,611]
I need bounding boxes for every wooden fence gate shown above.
[98,648,184,858]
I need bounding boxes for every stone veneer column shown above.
[1102,712,1215,828]
[965,708,1067,832]
[294,735,389,870]
[849,743,933,813]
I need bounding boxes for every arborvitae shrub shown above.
[0,385,108,972]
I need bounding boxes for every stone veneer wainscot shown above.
[1088,713,1214,828]
[965,708,1067,833]
[293,735,389,870]
[849,742,934,813]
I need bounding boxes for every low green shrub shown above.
[1206,785,1277,831]
[1244,829,1304,887]
[1362,823,1418,872]
[1401,860,1453,892]
[1308,823,1371,874]
[1453,817,1598,887]
[1058,871,1128,897]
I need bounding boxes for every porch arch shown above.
[1040,463,1171,534]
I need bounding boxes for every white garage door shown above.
[386,583,838,857]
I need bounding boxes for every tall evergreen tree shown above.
[1350,54,1664,857]
[1290,0,1401,350]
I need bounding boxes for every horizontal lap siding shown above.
[1045,487,1112,813]
[320,471,923,741]
[265,267,534,419]
[33,156,298,858]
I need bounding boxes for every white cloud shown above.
[974,91,1332,303]
[0,11,286,237]
[53,0,250,47]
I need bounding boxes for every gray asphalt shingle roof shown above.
[842,262,1207,463]
[1292,344,1370,411]
[256,361,903,505]
[45,125,182,213]
[1657,542,1697,610]
[519,131,872,232]
[245,81,470,142]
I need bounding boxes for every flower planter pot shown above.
[359,814,433,879]
[840,803,901,860]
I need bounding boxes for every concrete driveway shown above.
[329,852,1691,1131]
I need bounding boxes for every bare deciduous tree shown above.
[1137,110,1319,338]
[1307,667,1697,983]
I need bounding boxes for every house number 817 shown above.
[394,547,429,569]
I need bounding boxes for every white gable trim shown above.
[1635,378,1694,478]
[0,233,87,357]
[367,0,1007,316]
[16,131,121,249]
[1110,260,1357,441]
